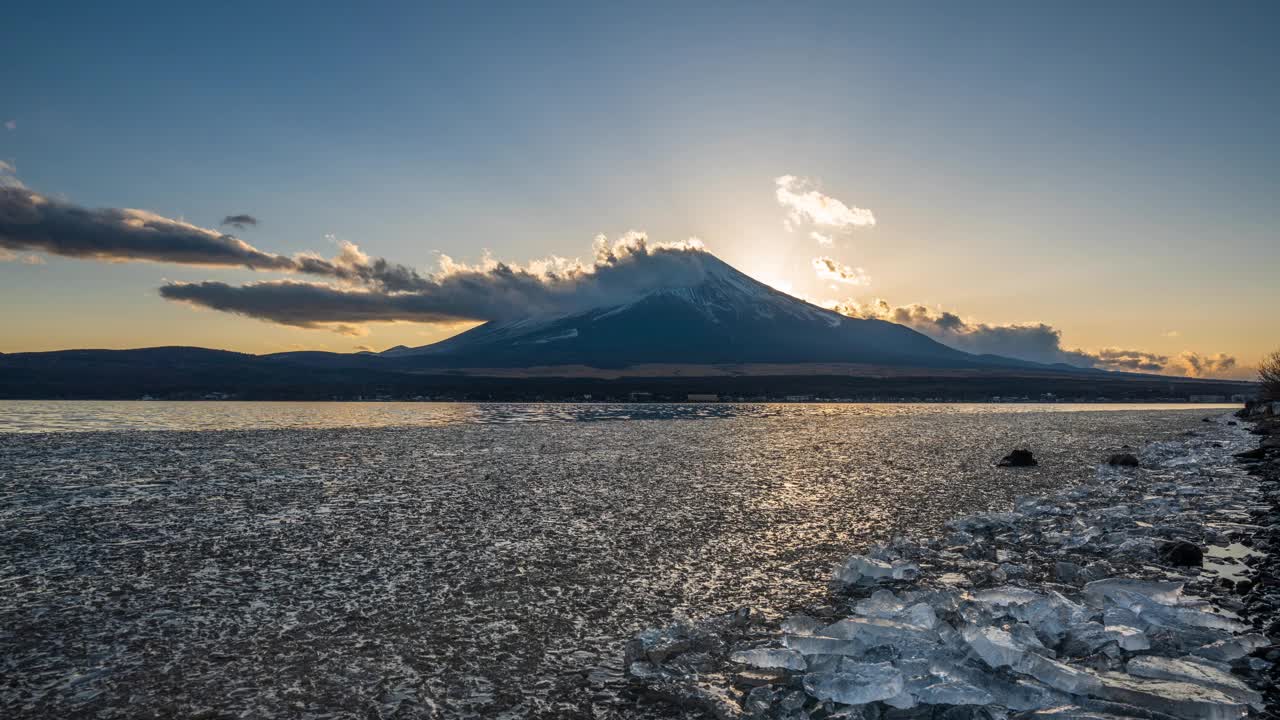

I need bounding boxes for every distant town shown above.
[176,389,1252,404]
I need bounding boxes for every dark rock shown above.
[1237,580,1254,594]
[1236,447,1269,461]
[1203,417,1213,423]
[1228,421,1238,426]
[1160,540,1204,567]
[1106,453,1140,468]
[997,449,1037,467]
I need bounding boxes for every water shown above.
[0,403,1235,718]
[0,399,1239,433]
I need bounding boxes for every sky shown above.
[1,1,1276,378]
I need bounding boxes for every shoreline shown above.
[624,409,1279,718]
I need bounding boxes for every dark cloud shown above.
[0,187,297,270]
[1087,348,1169,372]
[160,234,714,333]
[0,185,438,288]
[159,280,466,330]
[830,299,1088,365]
[0,177,716,333]
[221,214,258,229]
[828,298,1240,377]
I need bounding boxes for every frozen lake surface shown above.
[0,404,1233,717]
[0,399,1239,433]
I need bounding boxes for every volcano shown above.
[380,251,1042,372]
[6,250,1250,399]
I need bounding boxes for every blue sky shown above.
[1,1,1276,373]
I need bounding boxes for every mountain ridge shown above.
[375,251,1051,372]
[1,251,1256,400]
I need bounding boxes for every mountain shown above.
[381,252,1036,371]
[2,252,1256,400]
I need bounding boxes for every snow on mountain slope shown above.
[382,252,1040,370]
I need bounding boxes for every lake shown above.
[0,399,1239,433]
[0,402,1238,718]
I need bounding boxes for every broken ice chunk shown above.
[1126,656,1263,710]
[1103,606,1141,628]
[1009,591,1093,647]
[729,648,807,671]
[1122,598,1250,635]
[802,661,904,705]
[1090,672,1248,720]
[853,591,939,631]
[1062,526,1103,550]
[1012,653,1103,695]
[1083,579,1184,608]
[832,554,920,589]
[906,602,939,630]
[931,660,1070,711]
[855,589,907,618]
[782,634,864,657]
[962,624,1035,669]
[1103,624,1150,651]
[781,615,825,636]
[1062,622,1118,657]
[823,616,940,656]
[1097,607,1151,650]
[1191,634,1270,663]
[1026,706,1169,720]
[974,586,1045,611]
[881,685,920,710]
[911,678,995,706]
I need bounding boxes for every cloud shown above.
[810,231,835,247]
[1086,348,1170,372]
[827,298,1241,377]
[0,248,45,264]
[0,186,303,270]
[1163,330,1180,338]
[160,280,483,331]
[0,162,22,190]
[831,299,1089,365]
[0,176,724,336]
[812,256,870,286]
[0,182,438,288]
[221,214,258,229]
[1172,351,1237,378]
[160,233,717,333]
[776,175,875,229]
[3,120,14,131]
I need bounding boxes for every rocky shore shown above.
[624,407,1280,719]
[1234,400,1280,713]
